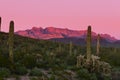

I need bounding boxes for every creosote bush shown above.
[15,66,28,75]
[0,68,11,78]
[30,67,43,76]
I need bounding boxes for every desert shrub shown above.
[0,68,11,78]
[22,54,36,69]
[30,77,38,80]
[0,77,4,80]
[15,66,28,75]
[103,76,112,80]
[49,74,55,80]
[90,73,97,80]
[77,68,99,80]
[30,67,43,76]
[0,55,11,68]
[76,68,91,80]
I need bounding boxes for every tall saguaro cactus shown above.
[0,17,1,31]
[86,26,92,60]
[9,21,14,63]
[96,34,100,56]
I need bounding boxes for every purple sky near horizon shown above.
[0,0,120,39]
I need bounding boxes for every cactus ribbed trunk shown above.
[114,48,117,53]
[76,56,80,67]
[0,17,1,31]
[86,26,91,60]
[9,21,14,63]
[58,43,61,52]
[96,34,100,56]
[69,41,72,56]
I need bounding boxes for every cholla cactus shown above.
[84,55,111,75]
[96,34,100,56]
[100,61,111,76]
[91,55,100,67]
[86,26,92,60]
[76,55,85,67]
[90,55,100,72]
[69,41,72,56]
[8,21,14,63]
[0,17,1,31]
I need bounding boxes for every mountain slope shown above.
[16,27,117,42]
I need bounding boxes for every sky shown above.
[0,0,120,39]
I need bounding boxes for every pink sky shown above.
[0,0,120,39]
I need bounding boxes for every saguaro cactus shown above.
[86,26,92,60]
[58,43,62,52]
[69,41,72,56]
[114,48,117,53]
[96,34,100,56]
[8,21,14,63]
[0,17,1,31]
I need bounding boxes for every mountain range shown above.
[15,27,120,47]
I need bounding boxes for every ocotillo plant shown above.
[8,21,14,63]
[96,34,100,56]
[86,26,92,60]
[69,41,72,56]
[0,17,1,31]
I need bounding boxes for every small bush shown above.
[0,68,11,78]
[30,67,43,76]
[22,55,36,69]
[30,77,38,80]
[15,66,28,75]
[49,74,55,80]
[76,68,90,80]
[90,73,97,80]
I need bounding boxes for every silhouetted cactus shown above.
[0,17,1,31]
[86,26,91,60]
[96,34,100,56]
[69,41,72,56]
[8,21,14,63]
